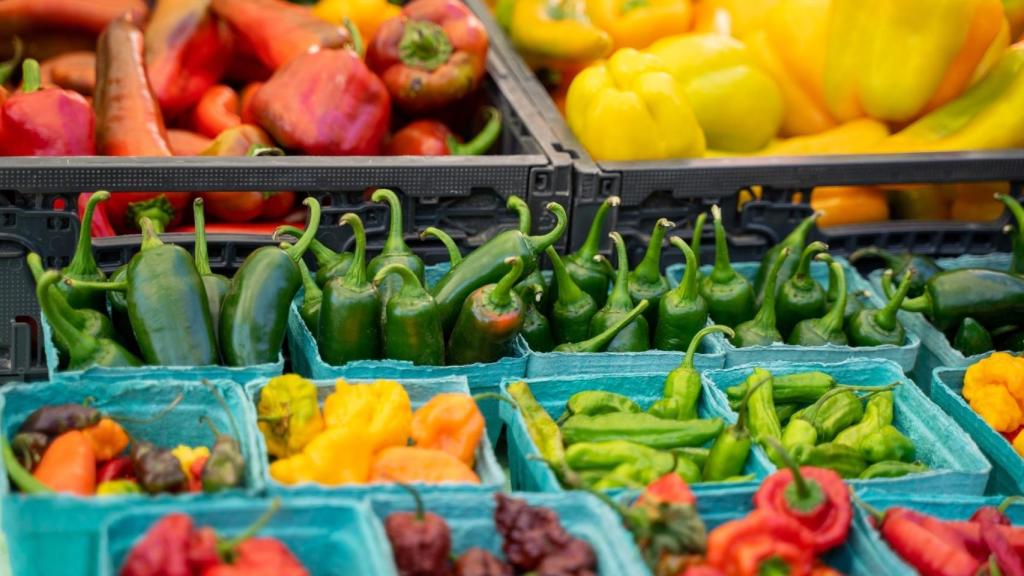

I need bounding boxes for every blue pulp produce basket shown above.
[931,364,1023,495]
[100,496,396,576]
[0,379,265,576]
[852,490,1024,574]
[40,309,284,385]
[867,253,1012,393]
[246,375,505,498]
[499,372,775,496]
[703,359,991,494]
[370,491,649,576]
[666,259,920,371]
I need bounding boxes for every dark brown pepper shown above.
[386,484,453,576]
[493,494,597,575]
[454,548,512,576]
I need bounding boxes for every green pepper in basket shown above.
[564,195,619,309]
[627,218,674,325]
[860,425,916,463]
[849,246,941,298]
[792,442,867,479]
[367,189,426,304]
[810,389,863,442]
[296,258,322,339]
[58,191,111,313]
[727,371,835,408]
[954,317,994,357]
[373,263,445,366]
[703,374,770,482]
[561,412,723,450]
[883,266,1024,332]
[558,391,641,422]
[515,283,555,353]
[674,456,702,484]
[689,212,706,283]
[859,460,928,479]
[743,367,784,466]
[552,300,649,353]
[700,205,755,328]
[732,248,789,348]
[508,196,552,314]
[780,411,818,453]
[276,224,352,287]
[319,213,381,365]
[649,324,734,420]
[776,241,829,338]
[752,210,821,305]
[508,381,565,469]
[566,440,674,475]
[788,257,849,346]
[834,390,894,448]
[849,269,912,347]
[590,232,650,352]
[547,246,598,345]
[447,257,525,365]
[193,198,231,334]
[654,237,709,352]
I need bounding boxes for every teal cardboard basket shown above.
[868,253,1012,393]
[101,497,396,576]
[371,491,648,575]
[852,490,1024,574]
[0,379,265,576]
[703,359,991,494]
[667,258,920,370]
[40,309,284,385]
[247,375,505,497]
[931,363,1022,495]
[499,372,775,496]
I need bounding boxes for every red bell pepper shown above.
[251,49,390,155]
[706,509,816,576]
[144,0,233,118]
[385,106,501,156]
[0,59,94,155]
[190,84,242,139]
[167,129,213,156]
[39,51,95,96]
[0,0,148,36]
[211,0,354,71]
[753,460,852,554]
[367,0,488,113]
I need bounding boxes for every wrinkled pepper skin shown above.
[859,461,928,479]
[651,325,733,421]
[252,49,390,156]
[860,425,916,464]
[0,0,148,36]
[809,389,863,442]
[447,257,525,365]
[319,213,381,365]
[794,442,867,479]
[385,486,453,576]
[144,0,232,118]
[0,59,94,156]
[257,374,324,458]
[367,0,488,113]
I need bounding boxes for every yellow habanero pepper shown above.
[323,379,412,451]
[500,0,612,68]
[566,48,705,160]
[586,0,692,51]
[257,374,324,459]
[312,0,400,44]
[964,352,1024,432]
[269,426,372,485]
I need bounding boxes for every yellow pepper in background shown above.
[646,33,783,152]
[500,0,612,68]
[759,119,890,156]
[586,0,692,50]
[312,0,400,45]
[1006,0,1024,39]
[824,0,1008,123]
[566,48,705,160]
[949,182,1010,221]
[257,374,324,458]
[692,0,779,38]
[172,445,210,484]
[323,379,412,451]
[810,186,890,228]
[269,426,373,485]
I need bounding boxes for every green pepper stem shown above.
[297,258,322,302]
[875,269,913,332]
[450,107,502,156]
[398,20,453,71]
[690,212,706,270]
[65,191,108,277]
[709,205,737,283]
[395,482,427,521]
[604,232,633,310]
[489,257,524,308]
[547,246,586,304]
[882,269,932,314]
[275,225,339,267]
[373,263,427,299]
[998,496,1024,514]
[528,202,568,253]
[750,248,789,333]
[63,278,128,292]
[283,198,322,263]
[670,237,700,301]
[996,193,1024,242]
[849,246,901,268]
[507,195,532,235]
[373,188,413,258]
[763,437,814,500]
[0,37,24,86]
[681,324,733,370]
[817,258,847,335]
[420,227,461,267]
[139,217,164,251]
[850,491,885,523]
[793,241,828,284]
[37,271,96,361]
[27,253,79,322]
[574,196,620,261]
[633,218,674,282]
[554,300,649,353]
[2,435,53,494]
[341,213,368,287]
[193,198,214,276]
[19,58,40,94]
[516,283,544,304]
[218,499,282,558]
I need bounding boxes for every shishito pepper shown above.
[793,442,866,479]
[499,0,611,67]
[834,390,893,448]
[628,219,674,326]
[649,325,733,421]
[548,246,598,345]
[860,425,916,464]
[849,270,912,347]
[367,189,426,304]
[728,371,835,408]
[586,0,691,51]
[559,391,641,421]
[654,237,709,352]
[257,374,324,458]
[373,263,445,366]
[319,214,381,365]
[0,58,94,156]
[561,412,723,449]
[777,241,828,339]
[270,425,372,485]
[732,248,789,348]
[566,48,705,161]
[590,232,650,352]
[447,257,525,365]
[563,195,619,309]
[701,205,755,328]
[411,393,485,467]
[703,375,769,482]
[508,381,566,469]
[367,0,488,113]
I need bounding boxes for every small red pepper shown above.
[39,51,95,96]
[367,0,488,114]
[706,509,815,576]
[868,506,982,576]
[120,513,194,576]
[0,59,94,155]
[385,106,501,156]
[167,129,213,156]
[188,455,209,493]
[239,82,262,124]
[97,455,135,483]
[0,0,148,36]
[638,472,696,507]
[190,84,242,139]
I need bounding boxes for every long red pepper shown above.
[880,508,982,576]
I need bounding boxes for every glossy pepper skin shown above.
[498,0,610,67]
[144,0,232,118]
[732,248,789,348]
[515,283,554,353]
[0,59,94,156]
[650,325,733,421]
[859,460,928,479]
[586,0,691,50]
[56,192,110,313]
[27,253,116,360]
[506,196,551,315]
[295,259,322,339]
[319,213,381,365]
[552,299,648,353]
[849,246,941,298]
[777,241,828,338]
[448,257,525,365]
[189,84,241,139]
[789,259,849,346]
[252,49,390,156]
[655,236,709,351]
[850,270,912,347]
[193,198,231,336]
[564,196,619,309]
[220,198,321,366]
[421,227,462,269]
[752,211,821,307]
[701,205,755,328]
[591,232,650,352]
[277,225,352,287]
[386,484,453,576]
[727,371,835,408]
[367,189,426,304]
[954,317,993,356]
[432,202,566,332]
[628,219,674,326]
[385,107,502,156]
[374,264,445,366]
[889,266,1024,332]
[703,375,769,482]
[368,0,488,113]
[547,246,597,345]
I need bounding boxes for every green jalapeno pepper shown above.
[776,241,829,338]
[700,205,755,328]
[655,236,709,352]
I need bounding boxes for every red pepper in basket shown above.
[211,0,354,71]
[190,84,242,139]
[0,0,148,36]
[198,124,285,223]
[167,129,213,156]
[706,509,815,576]
[78,192,117,238]
[251,49,390,155]
[239,82,262,125]
[144,0,233,118]
[367,0,488,114]
[0,59,94,156]
[867,506,982,576]
[385,107,501,156]
[39,51,95,96]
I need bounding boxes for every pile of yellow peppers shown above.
[963,352,1024,457]
[257,374,485,486]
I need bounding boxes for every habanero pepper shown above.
[777,241,829,339]
[701,205,755,328]
[553,299,649,353]
[373,263,445,366]
[318,213,381,365]
[447,256,525,365]
[590,232,650,352]
[56,192,109,313]
[886,266,1024,332]
[367,0,488,113]
[0,58,94,156]
[190,84,242,139]
[257,374,324,459]
[367,189,426,304]
[564,195,619,309]
[752,211,821,305]
[547,246,598,345]
[82,417,129,461]
[516,282,555,352]
[385,106,502,156]
[385,484,453,576]
[369,445,480,484]
[649,324,733,421]
[411,392,486,467]
[655,237,709,352]
[97,455,135,483]
[628,218,674,326]
[849,269,912,347]
[732,247,789,348]
[788,258,849,346]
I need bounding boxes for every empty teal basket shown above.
[0,379,265,576]
[246,375,505,498]
[100,496,396,576]
[703,358,991,494]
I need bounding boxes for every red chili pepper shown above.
[0,59,94,155]
[706,509,815,576]
[120,513,194,576]
[144,0,233,118]
[947,522,1024,558]
[96,455,134,483]
[638,472,696,507]
[211,0,354,71]
[251,49,390,155]
[39,51,95,96]
[0,0,148,36]
[239,82,262,125]
[190,84,242,139]
[188,455,208,493]
[878,508,982,576]
[385,107,501,156]
[979,509,1024,576]
[167,129,213,156]
[367,0,488,114]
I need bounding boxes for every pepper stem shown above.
[37,271,96,361]
[19,58,40,94]
[709,205,736,283]
[817,258,847,334]
[690,212,706,270]
[274,225,338,267]
[605,232,633,310]
[849,246,901,269]
[875,269,913,332]
[450,107,502,156]
[420,227,461,267]
[139,218,164,251]
[372,189,411,257]
[218,499,282,559]
[395,482,427,521]
[373,263,427,299]
[297,258,322,302]
[882,269,931,313]
[681,325,734,370]
[998,496,1024,514]
[193,198,213,276]
[65,191,108,277]
[0,37,24,86]
[554,300,649,353]
[28,253,80,324]
[850,491,885,523]
[62,277,128,292]
[751,248,789,332]
[528,202,568,253]
[670,237,700,301]
[284,198,322,262]
[341,213,368,287]
[633,218,674,282]
[489,257,524,308]
[763,437,825,513]
[793,241,828,283]
[507,195,532,234]
[575,196,620,261]
[398,21,453,71]
[547,246,585,304]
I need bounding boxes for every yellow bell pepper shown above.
[586,0,692,51]
[269,426,373,485]
[566,48,705,160]
[824,0,1008,123]
[312,0,400,44]
[500,0,612,68]
[759,118,890,156]
[646,33,783,152]
[692,0,779,39]
[257,374,324,459]
[172,445,210,484]
[323,378,412,451]
[1006,0,1024,39]
[810,187,890,228]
